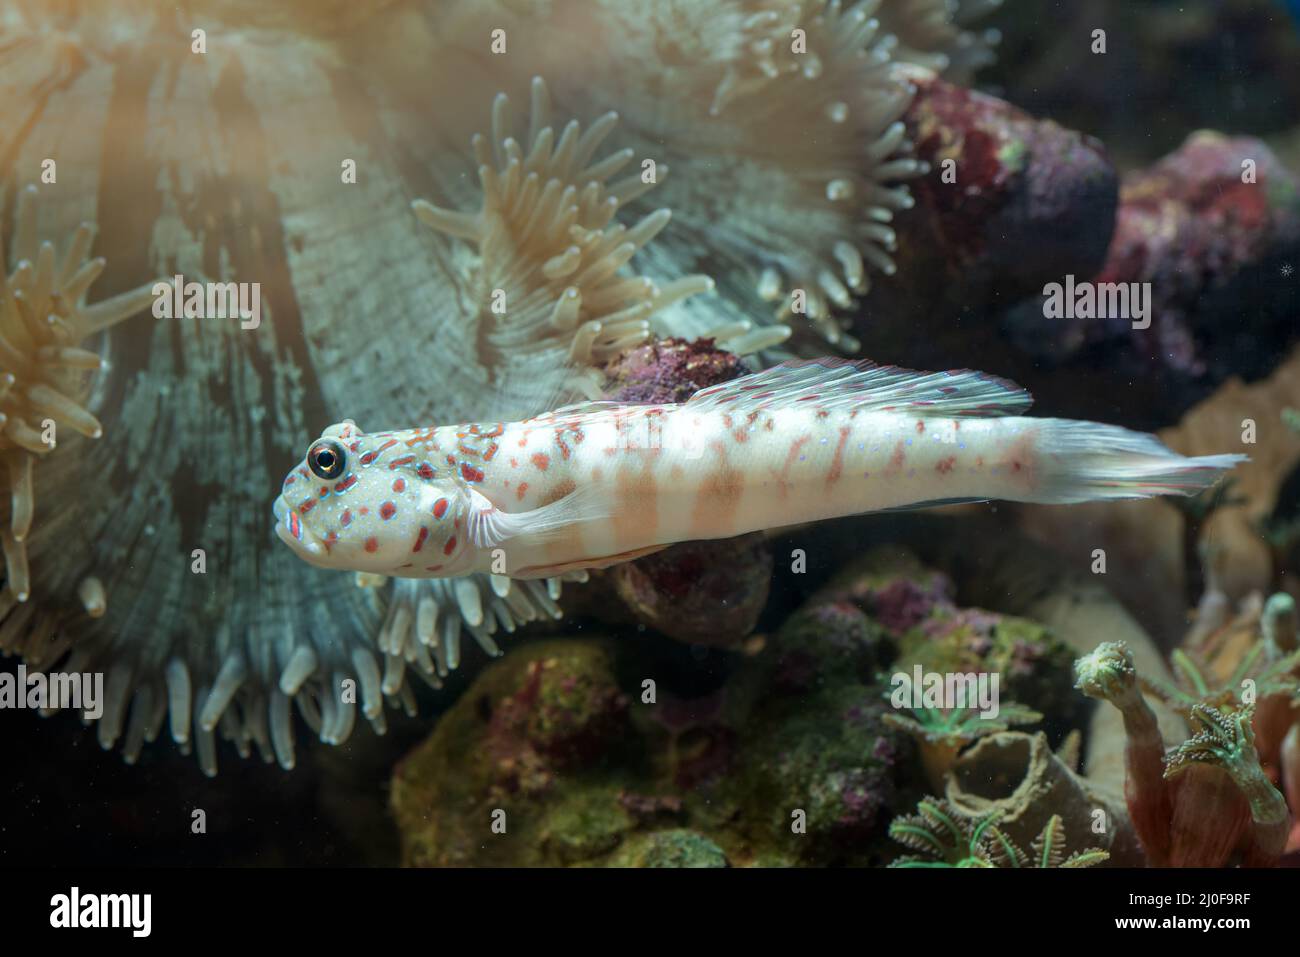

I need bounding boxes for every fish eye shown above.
[307,439,348,481]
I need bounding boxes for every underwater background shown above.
[1,0,1299,868]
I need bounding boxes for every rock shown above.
[860,75,1118,367]
[1005,131,1300,396]
[610,534,773,647]
[601,337,773,648]
[602,336,747,405]
[609,829,729,868]
[391,640,634,866]
[765,600,890,694]
[723,681,907,865]
[799,545,1082,727]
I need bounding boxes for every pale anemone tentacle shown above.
[663,0,933,350]
[369,569,591,689]
[0,184,157,602]
[877,0,1004,82]
[412,75,716,372]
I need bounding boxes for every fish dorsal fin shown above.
[684,358,1033,418]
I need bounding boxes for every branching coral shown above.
[882,695,1041,791]
[888,797,1107,868]
[412,76,714,380]
[0,184,155,602]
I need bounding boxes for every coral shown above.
[727,682,905,859]
[1075,641,1175,864]
[878,0,1004,82]
[812,546,1081,726]
[1164,703,1290,866]
[944,731,1140,865]
[371,568,589,689]
[888,796,1108,868]
[0,185,155,602]
[1142,629,1300,716]
[882,696,1041,791]
[1076,641,1292,866]
[529,0,994,348]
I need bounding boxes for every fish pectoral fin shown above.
[513,544,670,579]
[466,486,609,550]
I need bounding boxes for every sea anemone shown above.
[621,0,930,348]
[411,76,715,383]
[878,0,1003,81]
[0,185,154,602]
[0,0,1005,775]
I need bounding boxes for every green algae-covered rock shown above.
[609,829,729,868]
[717,681,907,866]
[391,640,637,867]
[389,545,1076,867]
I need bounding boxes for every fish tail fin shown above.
[1029,420,1246,504]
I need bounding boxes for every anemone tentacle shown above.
[412,75,715,374]
[0,184,156,601]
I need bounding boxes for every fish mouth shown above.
[272,494,326,560]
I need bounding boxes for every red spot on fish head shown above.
[380,501,397,520]
[364,537,379,553]
[531,452,550,471]
[412,526,429,553]
[443,535,458,556]
[393,478,406,493]
[433,498,449,519]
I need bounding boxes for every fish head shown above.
[273,420,472,575]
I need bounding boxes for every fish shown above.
[272,358,1246,580]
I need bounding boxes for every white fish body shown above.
[273,359,1245,578]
